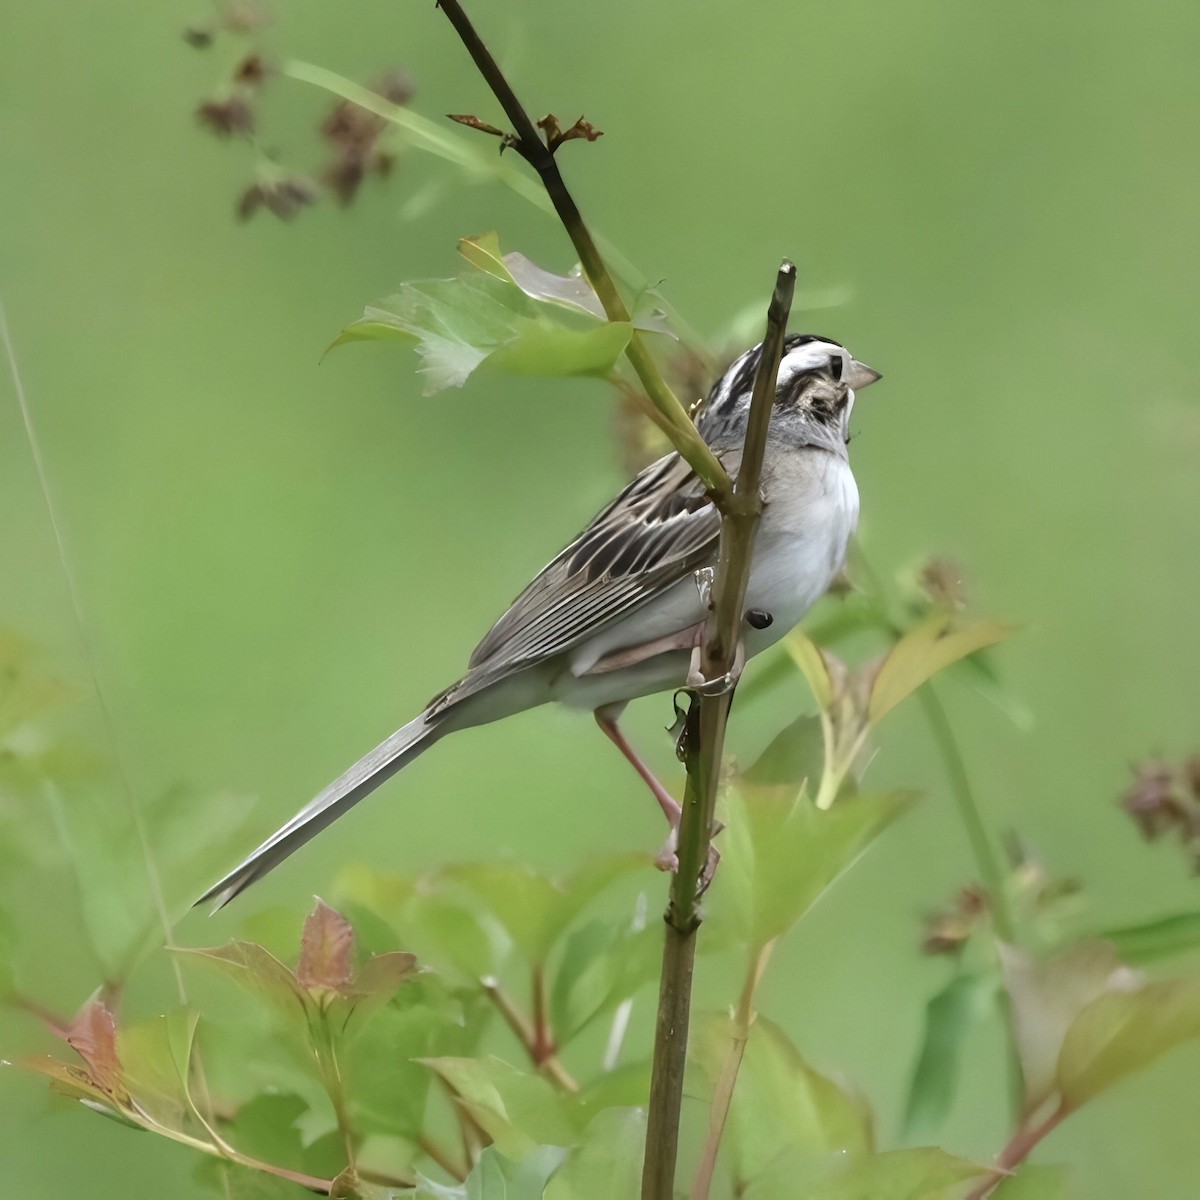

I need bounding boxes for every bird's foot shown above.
[685,635,746,695]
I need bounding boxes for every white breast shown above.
[741,449,859,654]
[567,449,859,680]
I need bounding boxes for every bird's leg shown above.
[594,707,682,871]
[594,706,721,884]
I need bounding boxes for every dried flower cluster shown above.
[186,3,413,220]
[1121,755,1200,869]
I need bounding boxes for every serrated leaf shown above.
[902,973,994,1141]
[299,898,356,992]
[65,997,126,1100]
[690,1012,871,1185]
[744,1147,986,1200]
[1057,975,1200,1109]
[1000,941,1138,1115]
[718,787,916,949]
[176,941,310,1021]
[543,1107,645,1200]
[991,1165,1069,1199]
[1097,911,1200,964]
[869,614,1013,724]
[329,275,631,393]
[418,1056,579,1159]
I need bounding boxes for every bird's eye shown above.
[828,355,843,382]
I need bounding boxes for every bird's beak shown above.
[846,359,882,390]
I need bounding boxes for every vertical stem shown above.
[433,0,732,504]
[915,683,1014,943]
[641,264,796,1200]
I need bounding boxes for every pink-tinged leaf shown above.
[23,1056,143,1127]
[65,997,127,1100]
[299,898,356,992]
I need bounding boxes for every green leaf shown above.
[1057,974,1200,1109]
[549,918,659,1043]
[418,1056,579,1159]
[783,630,836,710]
[902,973,994,1141]
[690,1012,871,1185]
[742,714,825,787]
[463,1146,568,1200]
[447,855,642,965]
[1097,911,1200,964]
[869,614,1013,724]
[991,1165,1069,1199]
[1000,941,1135,1115]
[744,1147,986,1200]
[329,275,631,393]
[543,1107,645,1200]
[718,786,916,949]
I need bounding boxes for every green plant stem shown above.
[415,1133,469,1184]
[915,683,1015,943]
[641,263,796,1200]
[690,940,775,1200]
[432,0,732,506]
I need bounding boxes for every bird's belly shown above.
[559,452,858,700]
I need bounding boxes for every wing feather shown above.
[429,451,725,713]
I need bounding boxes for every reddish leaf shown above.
[299,898,356,992]
[65,998,127,1100]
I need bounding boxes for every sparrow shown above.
[200,334,881,907]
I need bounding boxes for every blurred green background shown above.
[2,1,1198,1195]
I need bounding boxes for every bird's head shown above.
[698,333,881,449]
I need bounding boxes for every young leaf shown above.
[299,898,356,992]
[543,1107,645,1200]
[176,941,311,1021]
[328,275,632,394]
[902,973,995,1141]
[690,1012,872,1186]
[743,1147,986,1200]
[742,714,825,787]
[718,786,916,949]
[1000,941,1138,1115]
[991,1165,1069,1199]
[65,997,127,1101]
[783,629,836,710]
[1057,975,1200,1109]
[868,614,1013,724]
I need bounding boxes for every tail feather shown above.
[197,712,441,910]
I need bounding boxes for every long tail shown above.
[197,711,444,910]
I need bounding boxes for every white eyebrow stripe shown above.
[777,339,848,384]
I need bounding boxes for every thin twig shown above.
[690,941,775,1200]
[482,977,580,1092]
[433,0,732,505]
[641,263,796,1200]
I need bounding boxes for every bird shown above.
[199,334,881,908]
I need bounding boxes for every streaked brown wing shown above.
[426,452,725,716]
